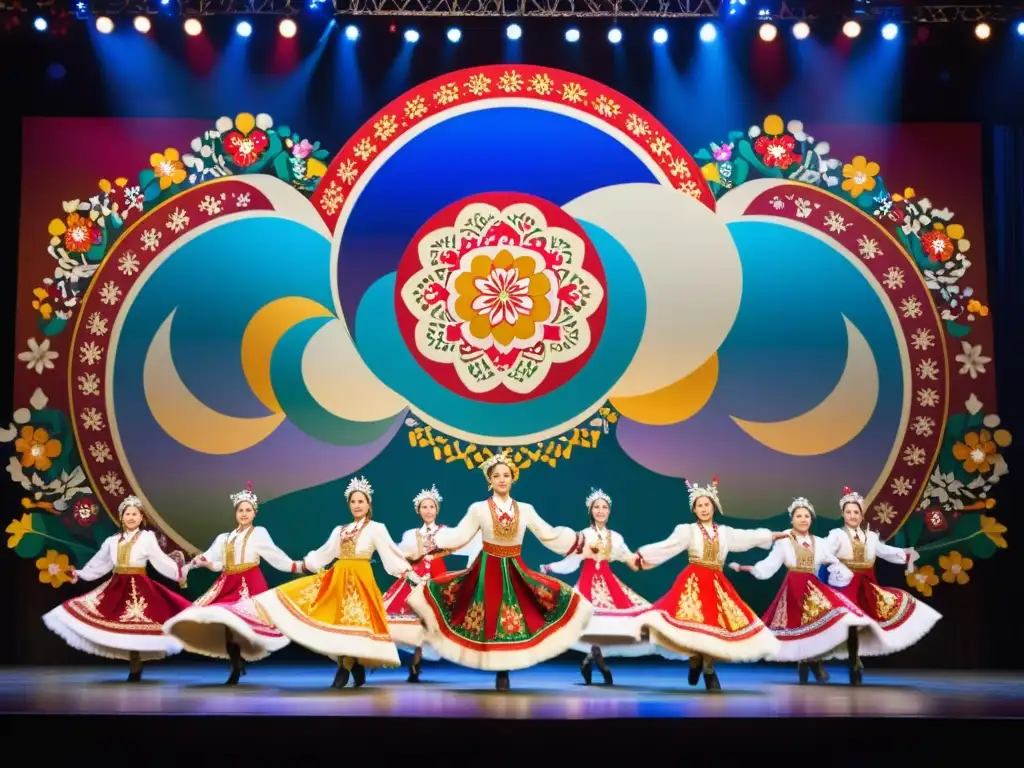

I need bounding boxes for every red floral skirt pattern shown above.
[65,572,191,635]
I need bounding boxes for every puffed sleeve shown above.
[397,529,420,559]
[722,525,774,553]
[610,531,636,564]
[525,505,584,556]
[825,528,844,555]
[251,527,303,574]
[142,531,185,585]
[747,540,786,580]
[542,552,584,576]
[75,536,115,581]
[370,523,414,579]
[303,526,341,573]
[873,533,911,566]
[193,534,227,572]
[451,531,482,563]
[432,508,482,553]
[636,524,691,569]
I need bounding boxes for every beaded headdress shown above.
[413,484,442,510]
[585,488,612,510]
[787,497,815,519]
[839,486,864,510]
[118,495,144,515]
[685,476,721,513]
[345,476,373,500]
[230,481,258,510]
[481,452,520,482]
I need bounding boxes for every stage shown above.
[1,661,1020,754]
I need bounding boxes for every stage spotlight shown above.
[653,27,668,44]
[507,24,522,40]
[404,29,419,43]
[881,22,899,40]
[565,28,580,43]
[608,28,622,44]
[133,16,151,33]
[974,22,991,40]
[699,23,717,42]
[345,25,359,41]
[447,28,461,43]
[278,19,297,38]
[792,21,810,39]
[33,17,47,31]
[95,16,114,33]
[1017,21,1024,37]
[236,21,252,37]
[842,20,861,38]
[759,23,777,42]
[184,18,202,36]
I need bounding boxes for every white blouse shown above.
[75,530,183,583]
[747,534,842,580]
[637,522,773,568]
[543,527,635,575]
[826,527,910,567]
[303,519,411,578]
[397,524,483,563]
[192,526,300,574]
[430,495,580,555]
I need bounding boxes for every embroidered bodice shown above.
[542,526,636,576]
[195,525,298,574]
[302,520,412,579]
[826,527,909,570]
[430,496,580,556]
[747,534,839,581]
[397,524,483,562]
[637,522,773,570]
[76,530,182,583]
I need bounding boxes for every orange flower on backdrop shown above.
[841,156,880,198]
[952,430,999,474]
[906,564,939,597]
[938,551,973,585]
[14,427,61,472]
[150,148,187,190]
[980,515,1008,549]
[36,550,72,588]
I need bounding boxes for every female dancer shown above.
[823,486,940,684]
[729,497,875,684]
[406,452,591,691]
[163,482,304,684]
[540,488,654,686]
[42,495,190,681]
[633,477,787,691]
[383,484,482,683]
[253,476,420,689]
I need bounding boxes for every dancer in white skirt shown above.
[729,497,877,684]
[42,495,189,681]
[540,488,657,685]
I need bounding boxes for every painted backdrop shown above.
[7,66,1010,608]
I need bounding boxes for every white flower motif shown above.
[77,372,101,396]
[100,471,124,496]
[165,208,190,234]
[916,388,940,408]
[233,193,250,209]
[902,445,927,466]
[954,341,991,379]
[890,477,913,496]
[118,251,141,275]
[86,312,108,337]
[882,266,905,290]
[198,195,222,216]
[770,196,785,211]
[89,441,112,463]
[900,297,923,319]
[872,502,897,525]
[823,211,849,233]
[916,359,939,381]
[140,228,161,252]
[911,416,935,437]
[18,338,58,375]
[794,198,812,219]
[910,328,935,351]
[857,235,882,259]
[80,407,105,431]
[965,393,983,415]
[79,341,103,366]
[99,281,121,306]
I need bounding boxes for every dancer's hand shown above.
[70,570,79,584]
[539,564,550,574]
[729,562,752,574]
[905,547,920,573]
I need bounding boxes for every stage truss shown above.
[6,1,1023,22]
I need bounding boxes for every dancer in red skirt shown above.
[541,488,656,686]
[633,477,787,690]
[823,486,940,684]
[382,484,482,682]
[43,495,190,682]
[730,497,876,684]
[163,482,304,684]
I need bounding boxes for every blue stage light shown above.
[404,29,419,43]
[160,0,170,4]
[608,28,622,44]
[34,17,47,31]
[236,21,252,38]
[345,25,360,41]
[565,28,580,43]
[447,27,461,43]
[881,22,899,40]
[699,23,717,42]
[1017,21,1024,36]
[653,28,668,44]
[727,0,747,15]
[507,24,522,40]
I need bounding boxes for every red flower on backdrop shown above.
[753,134,802,170]
[920,229,955,262]
[72,498,99,527]
[63,213,99,253]
[223,113,270,167]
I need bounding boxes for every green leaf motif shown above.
[694,148,713,162]
[278,125,291,138]
[969,533,998,559]
[944,320,971,338]
[272,151,290,181]
[727,131,747,142]
[40,316,68,337]
[902,510,925,548]
[731,157,750,186]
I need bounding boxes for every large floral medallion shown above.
[396,196,607,402]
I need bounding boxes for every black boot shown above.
[332,657,350,689]
[225,640,245,685]
[687,655,702,686]
[592,646,613,686]
[495,671,510,691]
[127,652,143,683]
[407,647,423,683]
[352,661,366,688]
[580,653,594,685]
[811,660,829,683]
[847,628,863,685]
[702,661,721,692]
[797,662,810,684]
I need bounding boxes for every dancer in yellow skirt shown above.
[253,476,421,689]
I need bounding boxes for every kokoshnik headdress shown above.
[413,484,443,510]
[839,486,864,510]
[481,452,520,482]
[118,495,144,515]
[685,476,722,513]
[585,488,612,510]
[230,481,259,511]
[787,497,815,519]
[345,476,374,500]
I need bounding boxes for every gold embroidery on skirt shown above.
[590,574,616,610]
[119,578,152,623]
[499,603,525,634]
[461,601,485,634]
[674,572,704,623]
[714,578,750,631]
[441,579,460,607]
[79,583,107,616]
[801,582,832,625]
[338,578,372,628]
[239,576,250,601]
[295,575,323,608]
[871,584,898,620]
[769,590,789,629]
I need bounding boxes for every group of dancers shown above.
[41,453,941,691]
